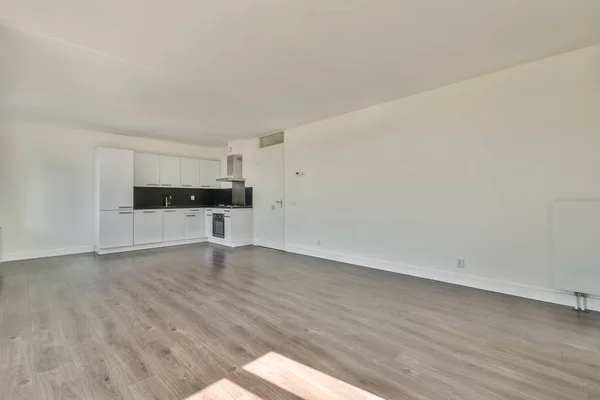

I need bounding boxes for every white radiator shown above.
[551,200,600,296]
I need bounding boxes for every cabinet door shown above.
[224,212,232,242]
[205,209,213,237]
[160,156,181,188]
[184,212,204,239]
[199,160,221,188]
[180,158,200,188]
[134,210,163,245]
[163,209,185,242]
[97,148,133,211]
[98,210,133,248]
[134,153,160,187]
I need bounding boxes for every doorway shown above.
[256,134,285,250]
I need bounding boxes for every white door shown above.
[97,148,134,211]
[162,209,185,242]
[98,210,133,248]
[256,143,285,250]
[159,156,181,187]
[181,158,200,188]
[134,153,160,187]
[134,210,163,245]
[199,160,221,188]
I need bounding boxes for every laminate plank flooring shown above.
[1,244,599,399]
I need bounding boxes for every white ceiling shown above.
[1,1,599,145]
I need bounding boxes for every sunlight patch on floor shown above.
[184,379,264,400]
[243,351,386,400]
[184,351,386,399]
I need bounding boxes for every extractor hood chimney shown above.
[217,155,245,182]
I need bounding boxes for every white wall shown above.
[284,45,600,309]
[0,117,223,261]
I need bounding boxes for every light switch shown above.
[191,195,195,200]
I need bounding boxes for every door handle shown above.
[275,199,283,208]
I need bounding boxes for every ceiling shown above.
[1,1,599,145]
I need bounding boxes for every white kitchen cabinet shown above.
[134,153,160,187]
[199,160,221,188]
[134,210,163,245]
[224,210,232,242]
[205,209,213,238]
[98,210,133,248]
[180,158,200,188]
[162,209,185,242]
[159,156,181,187]
[184,210,204,239]
[96,148,134,211]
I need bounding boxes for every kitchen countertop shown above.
[134,205,252,210]
[208,205,253,209]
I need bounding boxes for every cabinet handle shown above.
[182,184,192,187]
[119,206,132,209]
[185,215,196,217]
[147,183,158,186]
[119,211,133,214]
[189,209,200,211]
[143,211,156,213]
[224,210,231,213]
[201,185,210,188]
[164,210,176,213]
[161,184,172,187]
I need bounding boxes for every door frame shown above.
[255,137,286,251]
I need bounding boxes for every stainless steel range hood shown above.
[217,155,246,183]
[217,154,246,205]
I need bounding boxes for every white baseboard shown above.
[95,238,209,255]
[1,245,94,262]
[286,244,600,312]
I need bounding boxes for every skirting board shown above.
[1,245,94,262]
[95,238,209,255]
[285,244,600,312]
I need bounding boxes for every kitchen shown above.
[95,148,253,254]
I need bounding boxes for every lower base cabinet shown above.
[98,210,133,248]
[184,211,204,239]
[134,210,163,245]
[163,209,185,242]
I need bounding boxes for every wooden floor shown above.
[1,244,599,400]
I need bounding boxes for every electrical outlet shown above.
[456,258,465,268]
[190,195,195,200]
[317,239,321,246]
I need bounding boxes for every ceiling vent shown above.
[259,131,284,148]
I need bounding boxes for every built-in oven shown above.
[212,213,225,239]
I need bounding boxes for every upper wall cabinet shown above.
[181,158,200,188]
[160,156,181,187]
[199,160,221,188]
[97,147,134,211]
[134,153,160,187]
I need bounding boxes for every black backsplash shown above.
[215,187,253,206]
[134,187,252,208]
